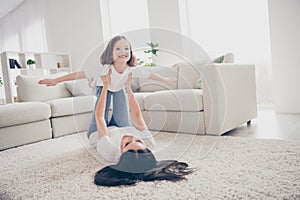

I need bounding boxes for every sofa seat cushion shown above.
[144,89,203,112]
[133,92,153,111]
[47,96,95,117]
[0,102,51,128]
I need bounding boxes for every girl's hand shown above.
[101,68,112,87]
[164,76,177,86]
[38,79,58,86]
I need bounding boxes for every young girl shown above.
[91,71,193,186]
[39,35,176,138]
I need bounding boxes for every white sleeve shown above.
[88,132,99,147]
[131,67,150,79]
[96,136,120,164]
[100,64,111,76]
[83,64,110,82]
[139,130,155,150]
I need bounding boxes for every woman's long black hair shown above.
[94,149,194,187]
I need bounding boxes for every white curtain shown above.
[0,0,47,52]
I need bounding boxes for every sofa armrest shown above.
[202,63,257,135]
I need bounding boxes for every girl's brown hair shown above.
[100,35,137,66]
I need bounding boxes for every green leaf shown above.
[138,60,145,65]
[26,59,35,65]
[147,42,154,48]
[147,42,159,49]
[151,49,158,55]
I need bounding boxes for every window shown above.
[99,0,150,40]
[183,0,273,105]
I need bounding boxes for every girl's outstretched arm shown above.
[148,72,177,86]
[38,71,86,86]
[131,67,176,86]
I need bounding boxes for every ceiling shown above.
[0,0,25,18]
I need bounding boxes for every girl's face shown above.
[112,39,131,64]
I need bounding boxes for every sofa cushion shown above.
[177,62,202,89]
[64,79,93,96]
[213,55,225,63]
[16,73,71,102]
[222,52,234,63]
[137,65,178,92]
[144,89,203,112]
[47,96,95,117]
[133,92,152,111]
[0,102,51,128]
[213,52,234,63]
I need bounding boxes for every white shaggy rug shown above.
[0,132,299,200]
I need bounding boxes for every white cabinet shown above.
[0,51,72,103]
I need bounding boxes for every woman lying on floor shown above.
[89,70,194,186]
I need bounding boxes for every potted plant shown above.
[138,42,159,66]
[0,77,3,87]
[26,59,36,69]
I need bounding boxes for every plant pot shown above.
[27,64,36,69]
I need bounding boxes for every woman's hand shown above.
[38,79,58,86]
[100,68,112,87]
[125,73,133,93]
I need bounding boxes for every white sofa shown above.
[0,53,257,150]
[0,74,95,150]
[0,102,52,150]
[132,60,257,135]
[16,75,95,138]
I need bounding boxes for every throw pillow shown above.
[64,79,93,96]
[16,72,71,102]
[222,52,234,63]
[131,80,139,93]
[195,78,203,89]
[213,52,234,63]
[213,55,225,63]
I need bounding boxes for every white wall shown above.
[268,0,300,113]
[44,0,103,71]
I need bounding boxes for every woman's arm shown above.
[38,71,86,86]
[95,69,112,138]
[148,72,177,86]
[125,73,147,131]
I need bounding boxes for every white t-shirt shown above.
[89,126,155,164]
[84,64,150,92]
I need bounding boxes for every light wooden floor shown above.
[224,107,300,141]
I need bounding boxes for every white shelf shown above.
[0,51,72,103]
